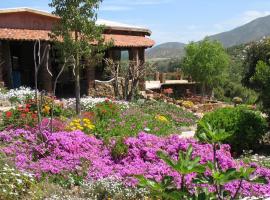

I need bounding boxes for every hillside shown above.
[147,14,270,61]
[146,42,186,60]
[208,15,270,47]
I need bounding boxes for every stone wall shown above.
[88,80,115,98]
[88,78,133,98]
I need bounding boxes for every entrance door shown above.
[12,56,21,88]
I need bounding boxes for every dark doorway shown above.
[9,41,35,89]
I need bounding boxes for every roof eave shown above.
[105,26,152,36]
[0,7,60,19]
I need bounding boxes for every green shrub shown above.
[196,106,268,153]
[111,138,129,160]
[93,100,121,121]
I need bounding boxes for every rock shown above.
[0,99,11,107]
[0,106,14,112]
[180,131,195,138]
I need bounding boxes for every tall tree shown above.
[182,39,230,97]
[242,38,270,117]
[49,0,105,114]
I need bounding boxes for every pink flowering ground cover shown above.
[0,129,269,198]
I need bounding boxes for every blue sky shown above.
[1,0,270,44]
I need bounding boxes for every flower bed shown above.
[0,129,269,198]
[63,97,129,111]
[0,86,35,104]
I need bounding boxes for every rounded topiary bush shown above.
[196,106,268,153]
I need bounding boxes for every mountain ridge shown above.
[147,14,270,59]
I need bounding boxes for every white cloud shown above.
[243,10,270,21]
[100,0,172,12]
[127,0,172,5]
[214,10,270,32]
[100,5,131,11]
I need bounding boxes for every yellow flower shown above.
[42,105,51,114]
[155,115,169,123]
[182,101,194,109]
[87,124,95,130]
[67,118,95,132]
[73,119,80,123]
[83,118,90,123]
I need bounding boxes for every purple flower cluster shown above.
[0,129,269,198]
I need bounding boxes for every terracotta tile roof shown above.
[0,28,155,47]
[0,28,51,41]
[104,34,155,47]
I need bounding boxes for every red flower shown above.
[5,111,12,118]
[18,106,23,111]
[21,113,27,118]
[31,113,37,119]
[24,108,30,113]
[163,88,174,94]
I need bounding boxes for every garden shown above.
[0,86,269,200]
[0,1,270,200]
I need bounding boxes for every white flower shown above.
[63,97,129,110]
[144,127,151,132]
[0,86,35,103]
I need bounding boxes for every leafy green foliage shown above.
[196,122,231,144]
[136,144,262,200]
[49,0,107,114]
[182,39,230,95]
[197,106,268,153]
[209,43,258,104]
[242,38,270,118]
[93,100,120,121]
[49,0,104,58]
[111,138,129,160]
[137,145,212,200]
[158,145,206,175]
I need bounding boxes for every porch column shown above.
[0,41,13,88]
[0,42,5,87]
[129,48,139,65]
[87,63,95,91]
[108,48,121,61]
[138,48,146,90]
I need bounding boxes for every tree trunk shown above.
[75,31,81,115]
[75,56,81,115]
[114,64,119,98]
[201,82,206,103]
